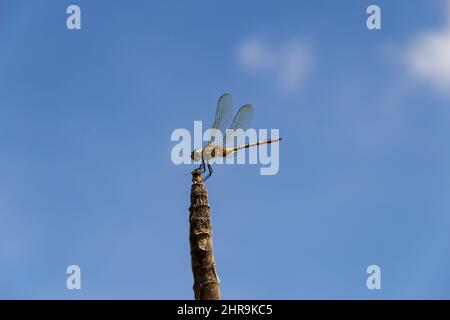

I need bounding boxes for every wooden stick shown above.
[189,169,221,300]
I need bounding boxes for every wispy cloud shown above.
[236,37,313,93]
[404,1,450,93]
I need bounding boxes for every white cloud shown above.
[236,37,313,93]
[236,37,275,73]
[404,2,450,92]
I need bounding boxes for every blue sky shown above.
[0,0,450,299]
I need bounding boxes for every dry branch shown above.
[189,170,221,300]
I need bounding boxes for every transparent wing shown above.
[207,93,233,144]
[223,104,254,147]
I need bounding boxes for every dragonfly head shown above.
[191,149,203,162]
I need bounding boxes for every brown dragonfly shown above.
[191,93,281,181]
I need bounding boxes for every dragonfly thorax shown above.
[191,146,224,162]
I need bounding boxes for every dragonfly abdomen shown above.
[227,138,282,155]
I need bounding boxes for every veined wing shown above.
[207,93,233,145]
[223,104,254,147]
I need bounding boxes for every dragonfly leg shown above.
[201,149,207,173]
[195,158,206,173]
[203,161,213,182]
[201,160,207,173]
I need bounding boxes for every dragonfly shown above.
[191,93,282,181]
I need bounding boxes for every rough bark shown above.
[189,170,221,300]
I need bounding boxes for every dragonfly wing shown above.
[208,93,233,144]
[223,104,254,147]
